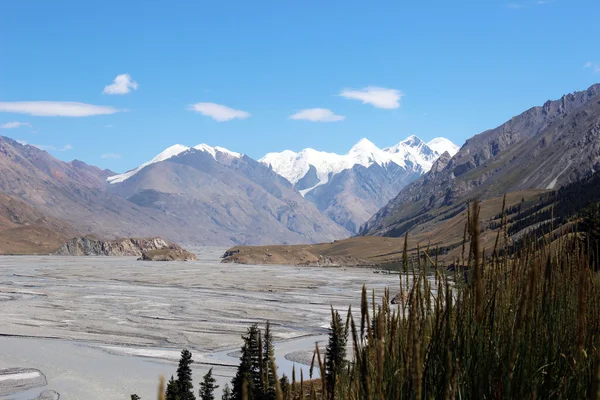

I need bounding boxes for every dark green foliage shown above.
[221,384,232,400]
[130,395,141,400]
[262,321,277,400]
[166,376,179,400]
[325,308,347,399]
[232,324,260,400]
[176,349,196,400]
[580,202,600,270]
[199,368,219,400]
[278,375,290,399]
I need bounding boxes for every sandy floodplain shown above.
[0,248,403,399]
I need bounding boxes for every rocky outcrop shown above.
[55,236,178,256]
[139,248,197,261]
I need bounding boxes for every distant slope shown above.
[261,135,460,233]
[107,146,349,245]
[0,191,76,254]
[362,83,600,237]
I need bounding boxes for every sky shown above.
[1,0,599,173]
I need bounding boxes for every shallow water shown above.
[0,248,402,399]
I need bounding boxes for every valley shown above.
[0,248,404,399]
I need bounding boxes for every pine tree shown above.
[166,375,179,400]
[176,349,196,400]
[262,321,277,400]
[221,384,232,400]
[325,308,347,399]
[581,202,600,270]
[279,375,290,400]
[199,368,219,400]
[232,324,260,400]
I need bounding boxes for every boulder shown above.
[138,248,197,261]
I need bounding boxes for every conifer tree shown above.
[221,384,232,400]
[131,395,141,400]
[199,368,219,400]
[232,324,260,400]
[176,349,196,400]
[325,308,347,399]
[262,321,277,400]
[166,375,179,400]
[279,374,290,400]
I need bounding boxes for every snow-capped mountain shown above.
[261,135,457,196]
[260,135,460,233]
[426,137,460,156]
[107,143,242,184]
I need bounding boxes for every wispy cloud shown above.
[105,124,113,129]
[103,73,139,95]
[60,144,73,151]
[339,86,403,109]
[289,108,345,122]
[101,153,121,159]
[0,101,122,117]
[1,121,32,129]
[188,102,251,122]
[584,62,600,74]
[507,0,553,9]
[32,144,56,151]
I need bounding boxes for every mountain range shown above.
[6,83,597,255]
[0,132,457,252]
[261,136,458,232]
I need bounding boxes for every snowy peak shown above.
[427,137,460,156]
[107,144,190,184]
[107,143,242,184]
[260,135,459,195]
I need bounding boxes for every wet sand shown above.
[0,248,402,399]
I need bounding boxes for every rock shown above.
[55,236,175,257]
[391,292,408,305]
[34,390,60,400]
[138,248,197,261]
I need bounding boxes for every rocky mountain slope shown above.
[0,136,345,247]
[261,136,459,232]
[361,83,600,237]
[106,144,349,245]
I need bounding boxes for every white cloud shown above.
[339,86,403,109]
[584,62,600,74]
[289,108,345,122]
[60,144,73,151]
[103,74,139,95]
[1,121,32,129]
[0,101,122,117]
[32,144,56,151]
[101,153,121,159]
[188,102,251,122]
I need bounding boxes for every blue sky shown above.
[1,0,599,173]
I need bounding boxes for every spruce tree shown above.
[176,349,196,400]
[199,368,219,400]
[279,375,290,400]
[262,321,277,400]
[325,308,347,399]
[221,384,232,400]
[166,375,179,400]
[232,324,260,400]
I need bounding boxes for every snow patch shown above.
[427,137,460,156]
